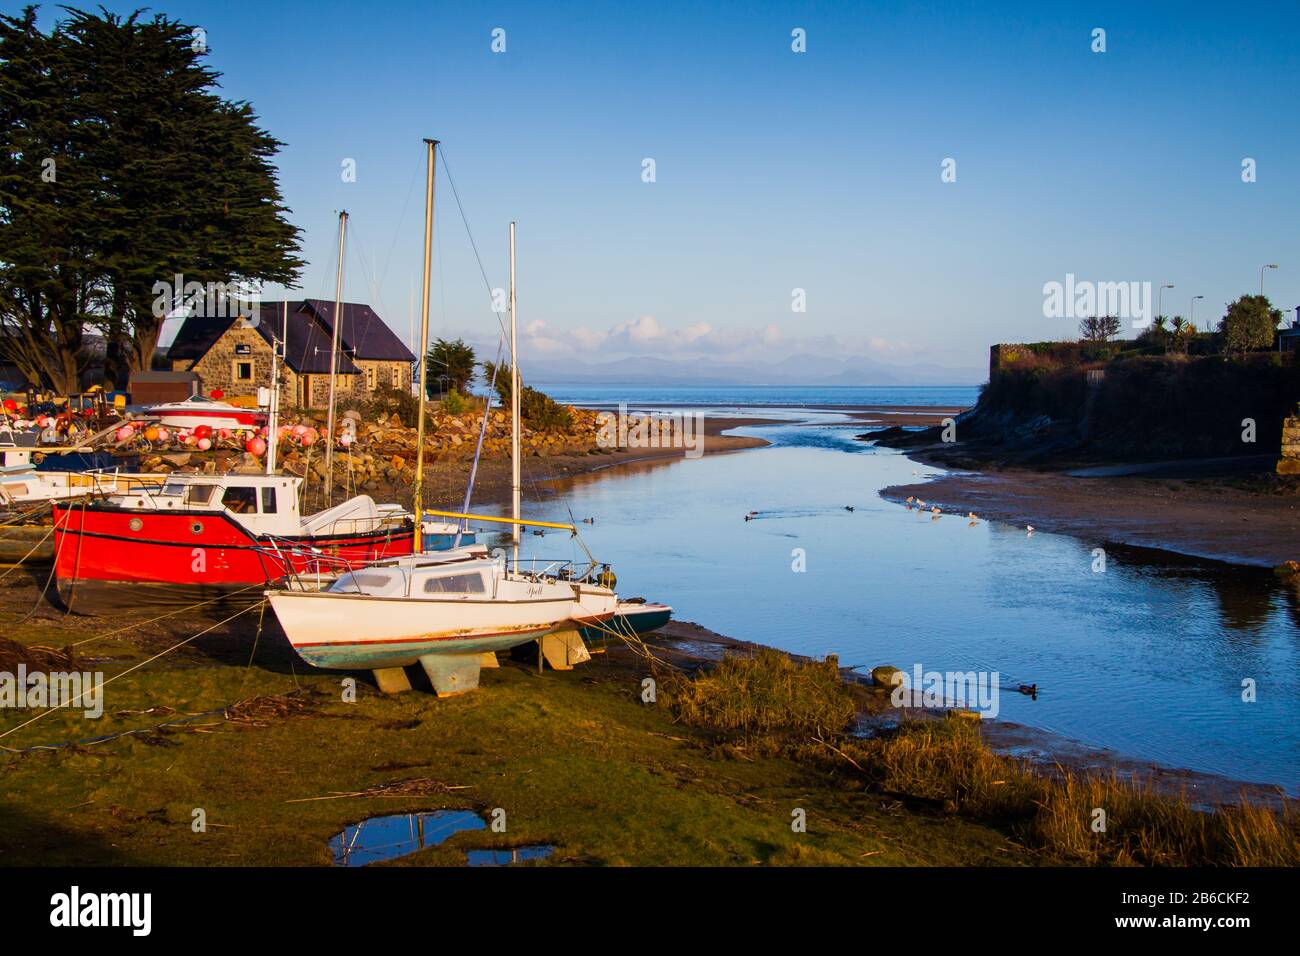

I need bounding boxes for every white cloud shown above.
[450,315,966,368]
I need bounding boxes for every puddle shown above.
[466,845,555,866]
[329,810,485,866]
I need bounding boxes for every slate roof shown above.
[168,300,414,376]
[301,299,416,363]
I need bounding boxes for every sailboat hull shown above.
[267,588,616,671]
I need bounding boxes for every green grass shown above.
[9,587,1287,867]
[0,592,1022,866]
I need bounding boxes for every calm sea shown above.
[487,387,1299,791]
[538,384,980,410]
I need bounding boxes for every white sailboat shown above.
[267,139,618,696]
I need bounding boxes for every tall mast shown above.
[266,300,287,475]
[509,221,520,566]
[413,139,439,553]
[324,210,348,501]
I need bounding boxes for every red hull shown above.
[51,504,415,613]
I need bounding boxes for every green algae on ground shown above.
[0,585,1024,867]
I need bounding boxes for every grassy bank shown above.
[4,583,1291,867]
[0,587,1017,866]
[662,652,1299,866]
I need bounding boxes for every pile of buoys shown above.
[107,418,324,460]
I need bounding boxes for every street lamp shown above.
[1190,294,1204,332]
[1157,283,1175,329]
[1261,263,1279,295]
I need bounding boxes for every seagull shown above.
[844,505,855,512]
[1026,525,1035,537]
[581,517,595,525]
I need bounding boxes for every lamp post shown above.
[1157,283,1174,330]
[1261,263,1278,296]
[1190,294,1204,332]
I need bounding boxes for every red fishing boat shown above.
[51,473,473,612]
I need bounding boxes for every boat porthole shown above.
[191,521,204,535]
[128,518,143,532]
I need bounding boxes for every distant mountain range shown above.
[522,353,985,387]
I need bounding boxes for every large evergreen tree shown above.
[0,5,302,391]
[1219,294,1282,354]
[424,338,476,397]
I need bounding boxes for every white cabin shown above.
[106,472,464,541]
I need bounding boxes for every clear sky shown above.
[31,0,1300,378]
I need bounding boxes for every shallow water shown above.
[503,413,1300,790]
[329,810,485,866]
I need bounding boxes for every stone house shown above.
[166,300,416,409]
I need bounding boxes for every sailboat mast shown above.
[509,221,520,565]
[324,210,348,501]
[266,300,287,475]
[413,139,439,553]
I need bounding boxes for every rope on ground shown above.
[65,583,272,648]
[0,601,264,743]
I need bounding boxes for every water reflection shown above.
[329,810,485,867]
[501,417,1300,789]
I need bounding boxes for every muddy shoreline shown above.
[877,452,1300,569]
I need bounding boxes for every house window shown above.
[365,366,376,390]
[391,365,402,387]
[234,360,253,382]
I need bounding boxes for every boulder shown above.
[871,665,905,689]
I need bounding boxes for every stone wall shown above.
[187,322,280,402]
[1278,412,1300,475]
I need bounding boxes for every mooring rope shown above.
[0,601,264,742]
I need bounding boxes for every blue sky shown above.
[30,0,1300,378]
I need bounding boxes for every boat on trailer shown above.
[50,472,472,612]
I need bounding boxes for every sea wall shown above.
[974,350,1300,462]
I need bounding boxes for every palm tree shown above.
[1169,316,1189,353]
